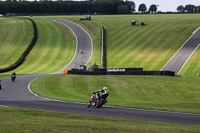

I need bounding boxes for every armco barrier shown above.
[107,68,143,72]
[68,69,175,76]
[0,18,38,73]
[107,71,175,76]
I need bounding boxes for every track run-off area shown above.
[0,18,200,125]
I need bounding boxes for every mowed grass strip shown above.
[31,74,200,114]
[11,18,76,74]
[180,46,200,76]
[51,16,102,66]
[103,14,200,70]
[0,106,200,133]
[0,17,33,68]
[56,14,200,74]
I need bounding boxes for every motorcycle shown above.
[87,90,109,108]
[11,74,16,82]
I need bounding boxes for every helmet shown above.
[103,87,108,92]
[92,93,96,98]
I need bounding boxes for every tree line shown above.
[177,4,200,13]
[138,3,200,14]
[138,3,158,14]
[0,0,135,15]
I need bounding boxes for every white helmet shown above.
[103,87,108,92]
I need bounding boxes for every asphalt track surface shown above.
[161,28,200,74]
[0,19,200,125]
[50,18,92,74]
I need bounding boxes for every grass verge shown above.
[0,106,200,133]
[0,17,33,69]
[31,74,200,114]
[6,18,76,74]
[50,14,200,75]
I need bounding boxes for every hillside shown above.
[0,18,33,69]
[58,14,200,75]
[0,18,76,74]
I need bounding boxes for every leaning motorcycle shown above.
[87,92,109,108]
[11,75,16,82]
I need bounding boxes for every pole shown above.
[75,62,76,69]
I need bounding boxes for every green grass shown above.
[31,74,200,114]
[0,17,33,69]
[51,16,102,66]
[180,47,200,76]
[53,14,200,75]
[1,14,200,75]
[1,106,200,133]
[1,18,76,74]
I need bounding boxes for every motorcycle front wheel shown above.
[86,101,92,107]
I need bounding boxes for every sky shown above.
[132,0,200,12]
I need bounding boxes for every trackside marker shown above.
[64,70,68,74]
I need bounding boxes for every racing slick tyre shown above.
[96,98,104,108]
[87,101,92,107]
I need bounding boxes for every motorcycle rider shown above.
[80,50,84,54]
[90,87,109,105]
[11,72,16,81]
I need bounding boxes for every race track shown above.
[50,18,92,74]
[161,28,200,74]
[0,19,200,125]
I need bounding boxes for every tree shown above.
[117,5,129,14]
[138,3,147,13]
[125,0,135,13]
[177,5,184,12]
[185,4,195,13]
[0,0,134,14]
[149,4,157,14]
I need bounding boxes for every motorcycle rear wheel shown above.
[96,98,104,108]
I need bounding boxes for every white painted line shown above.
[177,42,200,74]
[28,77,55,101]
[28,76,200,116]
[193,27,200,34]
[67,20,93,65]
[63,19,93,70]
[160,28,200,73]
[0,105,9,108]
[50,18,93,74]
[28,77,87,104]
[51,19,78,74]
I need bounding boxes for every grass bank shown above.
[4,18,76,74]
[0,17,33,69]
[53,14,200,75]
[31,74,200,114]
[0,106,200,133]
[52,16,102,66]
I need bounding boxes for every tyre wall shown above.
[0,18,37,73]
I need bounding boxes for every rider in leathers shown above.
[91,87,108,105]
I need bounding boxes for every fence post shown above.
[101,26,107,69]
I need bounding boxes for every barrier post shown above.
[64,70,68,74]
